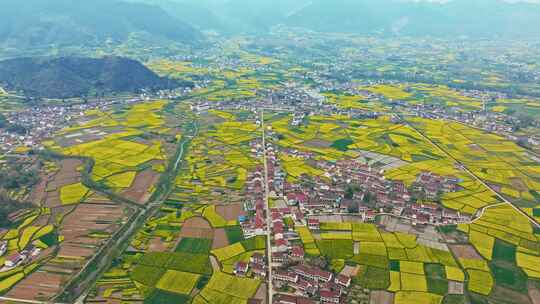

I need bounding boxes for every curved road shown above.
[69,119,198,303]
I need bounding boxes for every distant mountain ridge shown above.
[0,0,201,48]
[130,0,312,33]
[126,0,226,32]
[138,0,540,38]
[0,57,185,99]
[287,0,540,38]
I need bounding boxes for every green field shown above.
[137,252,212,275]
[225,226,245,243]
[317,240,354,259]
[176,238,213,254]
[156,270,200,295]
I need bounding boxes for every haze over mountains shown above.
[3,0,540,49]
[0,0,201,48]
[133,0,540,38]
[287,0,540,37]
[1,0,539,98]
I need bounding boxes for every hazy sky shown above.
[408,0,540,2]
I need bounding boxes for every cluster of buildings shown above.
[0,84,198,156]
[269,207,304,263]
[408,97,540,151]
[265,85,325,110]
[259,141,353,303]
[412,171,460,200]
[241,140,269,238]
[1,104,76,153]
[0,96,147,155]
[234,252,268,279]
[1,245,40,271]
[274,264,351,303]
[241,166,268,238]
[274,294,316,304]
[267,206,353,303]
[275,155,471,225]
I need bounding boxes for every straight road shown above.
[261,110,274,304]
[400,114,540,228]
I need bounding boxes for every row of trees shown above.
[0,157,39,228]
[0,166,39,190]
[0,113,6,128]
[0,192,32,228]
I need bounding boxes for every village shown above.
[1,66,539,304]
[202,100,480,303]
[0,239,41,272]
[0,9,539,303]
[0,85,195,158]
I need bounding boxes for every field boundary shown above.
[399,114,540,228]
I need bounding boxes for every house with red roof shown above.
[273,221,285,234]
[334,274,351,288]
[291,278,318,296]
[320,290,341,304]
[293,264,333,283]
[272,252,288,263]
[307,219,320,230]
[234,261,249,276]
[274,270,299,283]
[364,210,376,221]
[290,246,305,261]
[275,238,289,252]
[251,263,266,278]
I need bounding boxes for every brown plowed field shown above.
[31,158,84,208]
[449,244,483,260]
[6,271,65,300]
[180,217,213,239]
[216,203,246,221]
[122,169,159,204]
[212,228,229,249]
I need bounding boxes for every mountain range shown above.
[287,0,540,38]
[4,0,540,48]
[0,56,185,99]
[133,0,540,38]
[0,0,201,49]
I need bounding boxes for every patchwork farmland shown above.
[84,108,268,303]
[1,35,539,304]
[4,97,539,304]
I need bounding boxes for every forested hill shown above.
[0,56,188,99]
